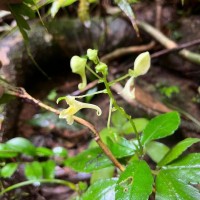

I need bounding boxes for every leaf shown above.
[160,153,200,184]
[115,0,140,37]
[25,161,43,180]
[156,170,200,200]
[64,147,113,172]
[0,144,18,158]
[83,178,117,200]
[158,138,200,166]
[42,160,55,179]
[111,110,127,130]
[122,118,149,134]
[115,160,153,200]
[0,163,18,178]
[36,147,53,157]
[141,112,180,145]
[6,137,36,156]
[107,137,137,158]
[145,141,169,163]
[90,166,115,184]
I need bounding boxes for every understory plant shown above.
[0,50,200,200]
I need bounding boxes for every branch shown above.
[138,21,200,65]
[0,79,125,171]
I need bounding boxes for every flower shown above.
[70,56,87,90]
[87,49,98,64]
[57,96,102,125]
[119,77,135,99]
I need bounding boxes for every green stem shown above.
[107,99,113,128]
[86,64,102,80]
[103,75,143,155]
[0,179,77,196]
[109,74,130,86]
[75,89,107,99]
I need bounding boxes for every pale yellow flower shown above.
[119,77,135,99]
[57,96,102,125]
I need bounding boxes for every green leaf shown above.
[145,141,169,163]
[25,161,43,180]
[156,170,200,200]
[158,138,200,166]
[6,137,36,156]
[115,160,153,200]
[107,137,137,158]
[0,144,18,158]
[141,112,180,145]
[161,153,200,184]
[65,148,113,172]
[122,118,149,134]
[111,110,127,130]
[53,146,68,158]
[115,0,139,37]
[36,147,53,157]
[0,163,18,178]
[83,178,117,200]
[90,166,115,184]
[42,160,55,179]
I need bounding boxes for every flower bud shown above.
[95,62,108,75]
[70,56,87,90]
[87,49,98,64]
[133,52,151,77]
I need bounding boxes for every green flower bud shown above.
[95,62,108,75]
[133,51,151,77]
[70,56,87,90]
[87,49,98,64]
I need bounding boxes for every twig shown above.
[101,41,155,63]
[151,39,200,58]
[138,21,200,65]
[0,79,125,172]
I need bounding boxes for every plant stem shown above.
[102,75,143,155]
[0,81,124,172]
[0,179,76,196]
[109,74,130,86]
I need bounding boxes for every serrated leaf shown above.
[158,138,200,166]
[83,178,117,200]
[116,160,153,200]
[156,170,200,200]
[25,161,43,180]
[90,166,115,184]
[0,163,18,178]
[107,137,137,158]
[6,137,36,156]
[64,147,113,172]
[122,118,149,134]
[115,0,139,37]
[42,160,55,179]
[141,112,180,145]
[161,153,200,184]
[0,144,18,158]
[146,141,169,163]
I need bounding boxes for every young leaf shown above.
[42,160,55,179]
[25,161,43,180]
[0,163,18,178]
[115,160,153,200]
[141,112,180,145]
[90,166,115,184]
[83,178,117,200]
[64,148,113,172]
[53,146,68,158]
[160,153,200,184]
[107,137,137,158]
[156,170,200,200]
[6,137,36,156]
[145,141,169,163]
[36,147,53,157]
[158,138,200,166]
[111,110,127,130]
